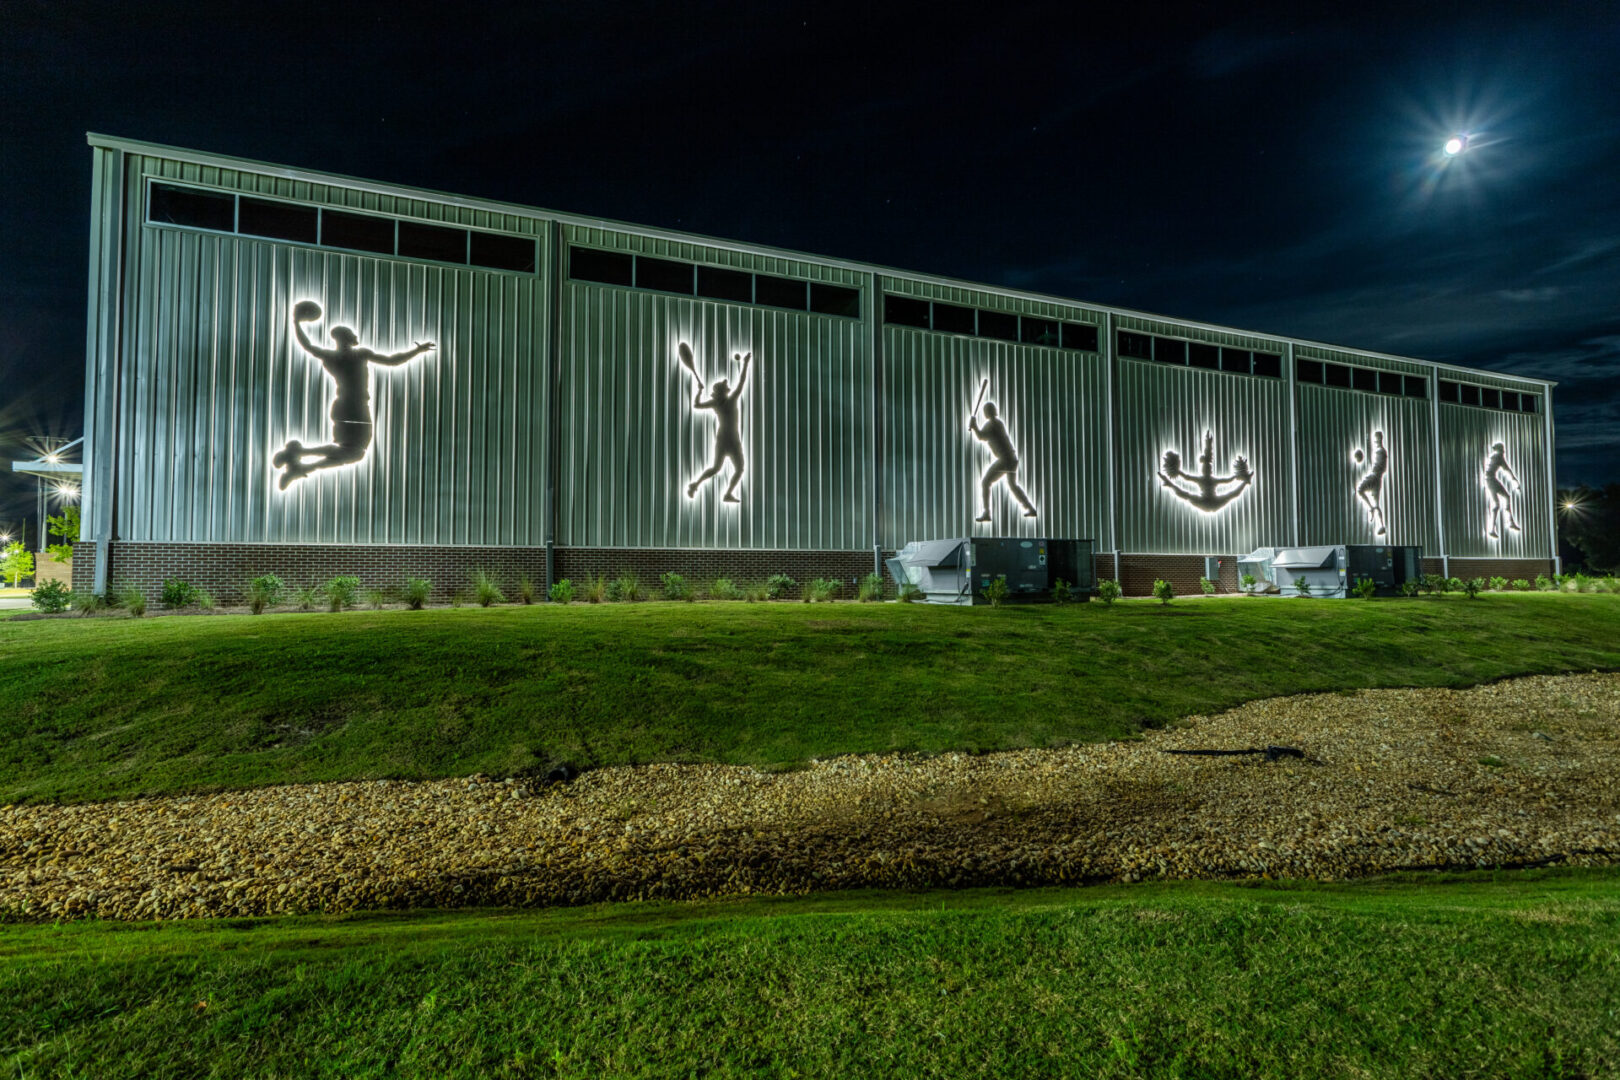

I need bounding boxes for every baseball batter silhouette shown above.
[970,399,1037,522]
[273,301,433,490]
[685,348,751,502]
[1483,441,1522,540]
[1353,429,1388,536]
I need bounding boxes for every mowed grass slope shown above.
[6,870,1618,1079]
[2,594,1618,804]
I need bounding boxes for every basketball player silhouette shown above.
[1353,430,1388,536]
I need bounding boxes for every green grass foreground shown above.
[5,869,1617,1078]
[2,593,1618,804]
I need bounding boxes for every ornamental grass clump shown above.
[1199,577,1216,596]
[808,577,839,603]
[898,582,923,603]
[1097,578,1122,605]
[471,569,505,607]
[659,572,691,601]
[324,575,361,612]
[247,574,285,614]
[582,575,608,604]
[709,577,743,601]
[402,577,431,610]
[117,584,146,617]
[611,571,642,602]
[517,576,537,605]
[362,587,387,610]
[858,572,884,602]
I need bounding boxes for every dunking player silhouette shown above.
[968,381,1037,522]
[1353,429,1388,536]
[1483,441,1522,540]
[273,301,433,490]
[680,342,751,502]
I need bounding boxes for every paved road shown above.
[0,597,32,610]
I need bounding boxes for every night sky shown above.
[4,1,1618,541]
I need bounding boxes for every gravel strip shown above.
[4,673,1618,920]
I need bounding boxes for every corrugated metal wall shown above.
[1439,403,1551,560]
[1115,359,1294,554]
[114,155,550,546]
[879,328,1109,547]
[1297,384,1439,550]
[556,282,872,550]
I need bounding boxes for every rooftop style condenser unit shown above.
[1238,544,1422,597]
[886,538,1096,605]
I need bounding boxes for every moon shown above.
[1443,135,1467,156]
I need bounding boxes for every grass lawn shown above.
[2,593,1618,804]
[4,868,1616,1078]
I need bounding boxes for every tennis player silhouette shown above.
[272,301,433,490]
[681,343,751,502]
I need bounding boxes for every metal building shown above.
[73,134,1559,600]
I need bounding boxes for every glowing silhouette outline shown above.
[1353,429,1388,536]
[1483,440,1522,540]
[968,381,1036,523]
[1157,432,1253,513]
[679,341,751,503]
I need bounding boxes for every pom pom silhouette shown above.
[293,300,322,322]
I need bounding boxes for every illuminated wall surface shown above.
[79,137,1558,563]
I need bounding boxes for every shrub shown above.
[30,579,72,613]
[1512,579,1530,591]
[659,572,691,601]
[709,577,744,601]
[898,582,923,603]
[744,582,771,602]
[1151,578,1175,605]
[1240,573,1257,593]
[1,542,33,588]
[983,575,1010,607]
[402,577,432,610]
[160,578,200,609]
[118,584,146,617]
[766,573,797,600]
[808,577,839,603]
[1199,577,1216,596]
[471,569,505,607]
[45,506,80,563]
[858,572,884,602]
[517,576,537,605]
[1097,578,1122,605]
[1445,577,1464,594]
[196,589,216,612]
[1052,578,1072,604]
[324,575,361,612]
[1399,580,1421,598]
[1464,577,1484,599]
[71,590,110,615]
[362,587,387,610]
[1534,574,1552,591]
[1293,576,1312,598]
[583,575,608,604]
[1352,577,1378,600]
[612,571,641,603]
[548,578,574,604]
[293,584,321,611]
[1420,573,1443,594]
[248,574,285,614]
[1488,576,1508,592]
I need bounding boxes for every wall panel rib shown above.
[1297,384,1439,550]
[1439,403,1551,560]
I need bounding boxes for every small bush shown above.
[659,572,691,601]
[248,574,285,614]
[808,578,839,603]
[362,587,387,610]
[1445,577,1464,594]
[1511,579,1530,591]
[898,582,923,603]
[195,589,216,611]
[548,578,574,604]
[1052,578,1072,604]
[983,575,1010,607]
[858,572,884,602]
[1534,574,1552,591]
[30,579,72,613]
[709,577,744,601]
[744,582,771,602]
[612,571,642,603]
[1240,573,1257,593]
[1463,577,1484,599]
[1152,578,1175,605]
[1488,576,1508,592]
[160,578,199,609]
[402,577,431,610]
[583,575,608,604]
[1293,576,1312,598]
[1353,577,1378,600]
[517,576,537,605]
[118,584,147,617]
[766,574,797,600]
[1199,577,1216,596]
[1399,580,1421,597]
[324,575,361,612]
[293,584,320,611]
[1097,578,1122,605]
[471,569,505,607]
[1421,573,1443,594]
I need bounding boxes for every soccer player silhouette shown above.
[272,301,433,490]
[969,399,1037,522]
[684,346,751,502]
[1353,429,1388,536]
[1483,441,1522,540]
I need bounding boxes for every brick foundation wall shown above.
[553,548,880,599]
[1446,557,1556,583]
[1117,554,1236,598]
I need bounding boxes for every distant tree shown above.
[1559,484,1620,574]
[46,505,81,563]
[2,542,34,587]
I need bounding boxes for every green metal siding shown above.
[556,282,872,550]
[567,225,865,286]
[1438,403,1551,560]
[1296,383,1439,550]
[1115,358,1295,554]
[879,327,1109,547]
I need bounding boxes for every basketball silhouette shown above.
[293,300,322,322]
[1353,449,1365,464]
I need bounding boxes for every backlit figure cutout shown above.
[968,380,1036,523]
[1353,429,1388,536]
[1158,432,1253,512]
[273,301,433,490]
[1484,441,1522,540]
[679,342,751,503]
